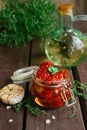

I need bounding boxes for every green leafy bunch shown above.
[0,0,56,47]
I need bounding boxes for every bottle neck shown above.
[58,12,73,32]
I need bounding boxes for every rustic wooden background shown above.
[0,0,87,14]
[53,0,87,14]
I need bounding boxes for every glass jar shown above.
[44,3,87,68]
[30,67,76,108]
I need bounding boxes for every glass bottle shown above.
[44,3,87,68]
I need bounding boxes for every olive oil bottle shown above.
[45,3,87,68]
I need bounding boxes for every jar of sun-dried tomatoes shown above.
[30,63,76,108]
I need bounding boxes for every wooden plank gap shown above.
[28,41,33,66]
[22,42,32,130]
[22,82,30,130]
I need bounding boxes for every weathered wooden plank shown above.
[53,0,85,14]
[26,100,85,130]
[0,44,30,130]
[74,21,87,33]
[70,19,87,129]
[0,45,30,86]
[25,38,86,130]
[84,0,87,14]
[74,0,85,14]
[77,59,87,130]
[77,59,87,85]
[53,0,75,6]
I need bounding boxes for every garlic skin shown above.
[0,84,24,105]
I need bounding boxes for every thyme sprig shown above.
[13,80,87,117]
[68,106,77,119]
[68,80,87,119]
[14,96,46,116]
[72,80,87,100]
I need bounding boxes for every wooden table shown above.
[0,1,87,130]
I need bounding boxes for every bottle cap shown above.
[58,3,73,15]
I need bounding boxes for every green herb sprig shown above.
[68,80,87,119]
[72,80,87,100]
[13,80,87,117]
[0,0,56,47]
[14,95,46,116]
[68,106,77,119]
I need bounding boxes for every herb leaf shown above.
[14,98,27,112]
[0,0,56,47]
[68,106,77,119]
[72,80,87,100]
[14,95,46,116]
[48,66,61,74]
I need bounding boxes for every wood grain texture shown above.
[0,45,30,130]
[77,59,87,129]
[26,101,85,130]
[25,38,86,130]
[0,1,87,130]
[71,20,87,129]
[0,45,30,87]
[53,0,86,14]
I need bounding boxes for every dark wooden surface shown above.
[0,27,87,130]
[0,45,30,130]
[73,20,87,130]
[0,0,87,130]
[53,0,87,14]
[0,34,86,130]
